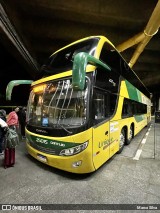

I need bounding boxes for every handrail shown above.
[6,80,33,100]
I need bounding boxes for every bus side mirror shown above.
[72,52,111,90]
[6,80,33,100]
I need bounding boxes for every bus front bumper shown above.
[26,142,95,174]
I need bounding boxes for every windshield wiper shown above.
[26,117,36,123]
[53,123,73,134]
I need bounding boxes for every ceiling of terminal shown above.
[0,0,160,104]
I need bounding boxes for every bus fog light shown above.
[72,161,82,167]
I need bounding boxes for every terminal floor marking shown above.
[133,124,152,161]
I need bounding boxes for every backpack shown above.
[5,128,19,148]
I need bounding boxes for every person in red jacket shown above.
[7,107,19,132]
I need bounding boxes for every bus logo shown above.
[36,129,48,133]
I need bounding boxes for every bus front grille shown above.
[29,141,60,155]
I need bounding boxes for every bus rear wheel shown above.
[118,129,125,153]
[126,125,133,145]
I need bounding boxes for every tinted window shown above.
[95,68,119,94]
[132,101,147,115]
[122,98,132,118]
[93,89,109,124]
[122,98,147,118]
[100,42,123,75]
[93,88,117,125]
[42,38,99,74]
[100,42,150,98]
[109,93,117,116]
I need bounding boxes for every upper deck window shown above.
[42,38,99,74]
[100,42,150,98]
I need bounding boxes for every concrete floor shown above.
[0,119,160,213]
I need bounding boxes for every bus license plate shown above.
[37,154,47,162]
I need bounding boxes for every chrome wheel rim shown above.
[120,132,125,148]
[128,128,133,141]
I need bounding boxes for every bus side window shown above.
[109,93,117,116]
[94,66,119,121]
[133,101,147,115]
[99,42,120,94]
[93,90,109,124]
[122,98,132,118]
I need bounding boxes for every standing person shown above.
[0,109,7,154]
[4,108,19,168]
[0,116,8,155]
[0,109,7,122]
[7,107,19,133]
[18,107,26,139]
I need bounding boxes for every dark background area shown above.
[0,43,31,106]
[0,0,160,110]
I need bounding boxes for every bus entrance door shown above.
[92,122,110,170]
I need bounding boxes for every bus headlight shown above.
[59,141,88,156]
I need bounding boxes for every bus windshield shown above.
[27,78,90,129]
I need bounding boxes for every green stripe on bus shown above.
[137,90,142,102]
[125,80,142,102]
[26,133,80,150]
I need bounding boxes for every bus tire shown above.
[118,128,125,154]
[126,125,134,145]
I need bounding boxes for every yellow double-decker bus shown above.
[6,36,151,173]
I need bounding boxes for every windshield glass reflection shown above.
[27,78,89,129]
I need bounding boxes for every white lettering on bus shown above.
[50,141,65,147]
[36,138,48,144]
